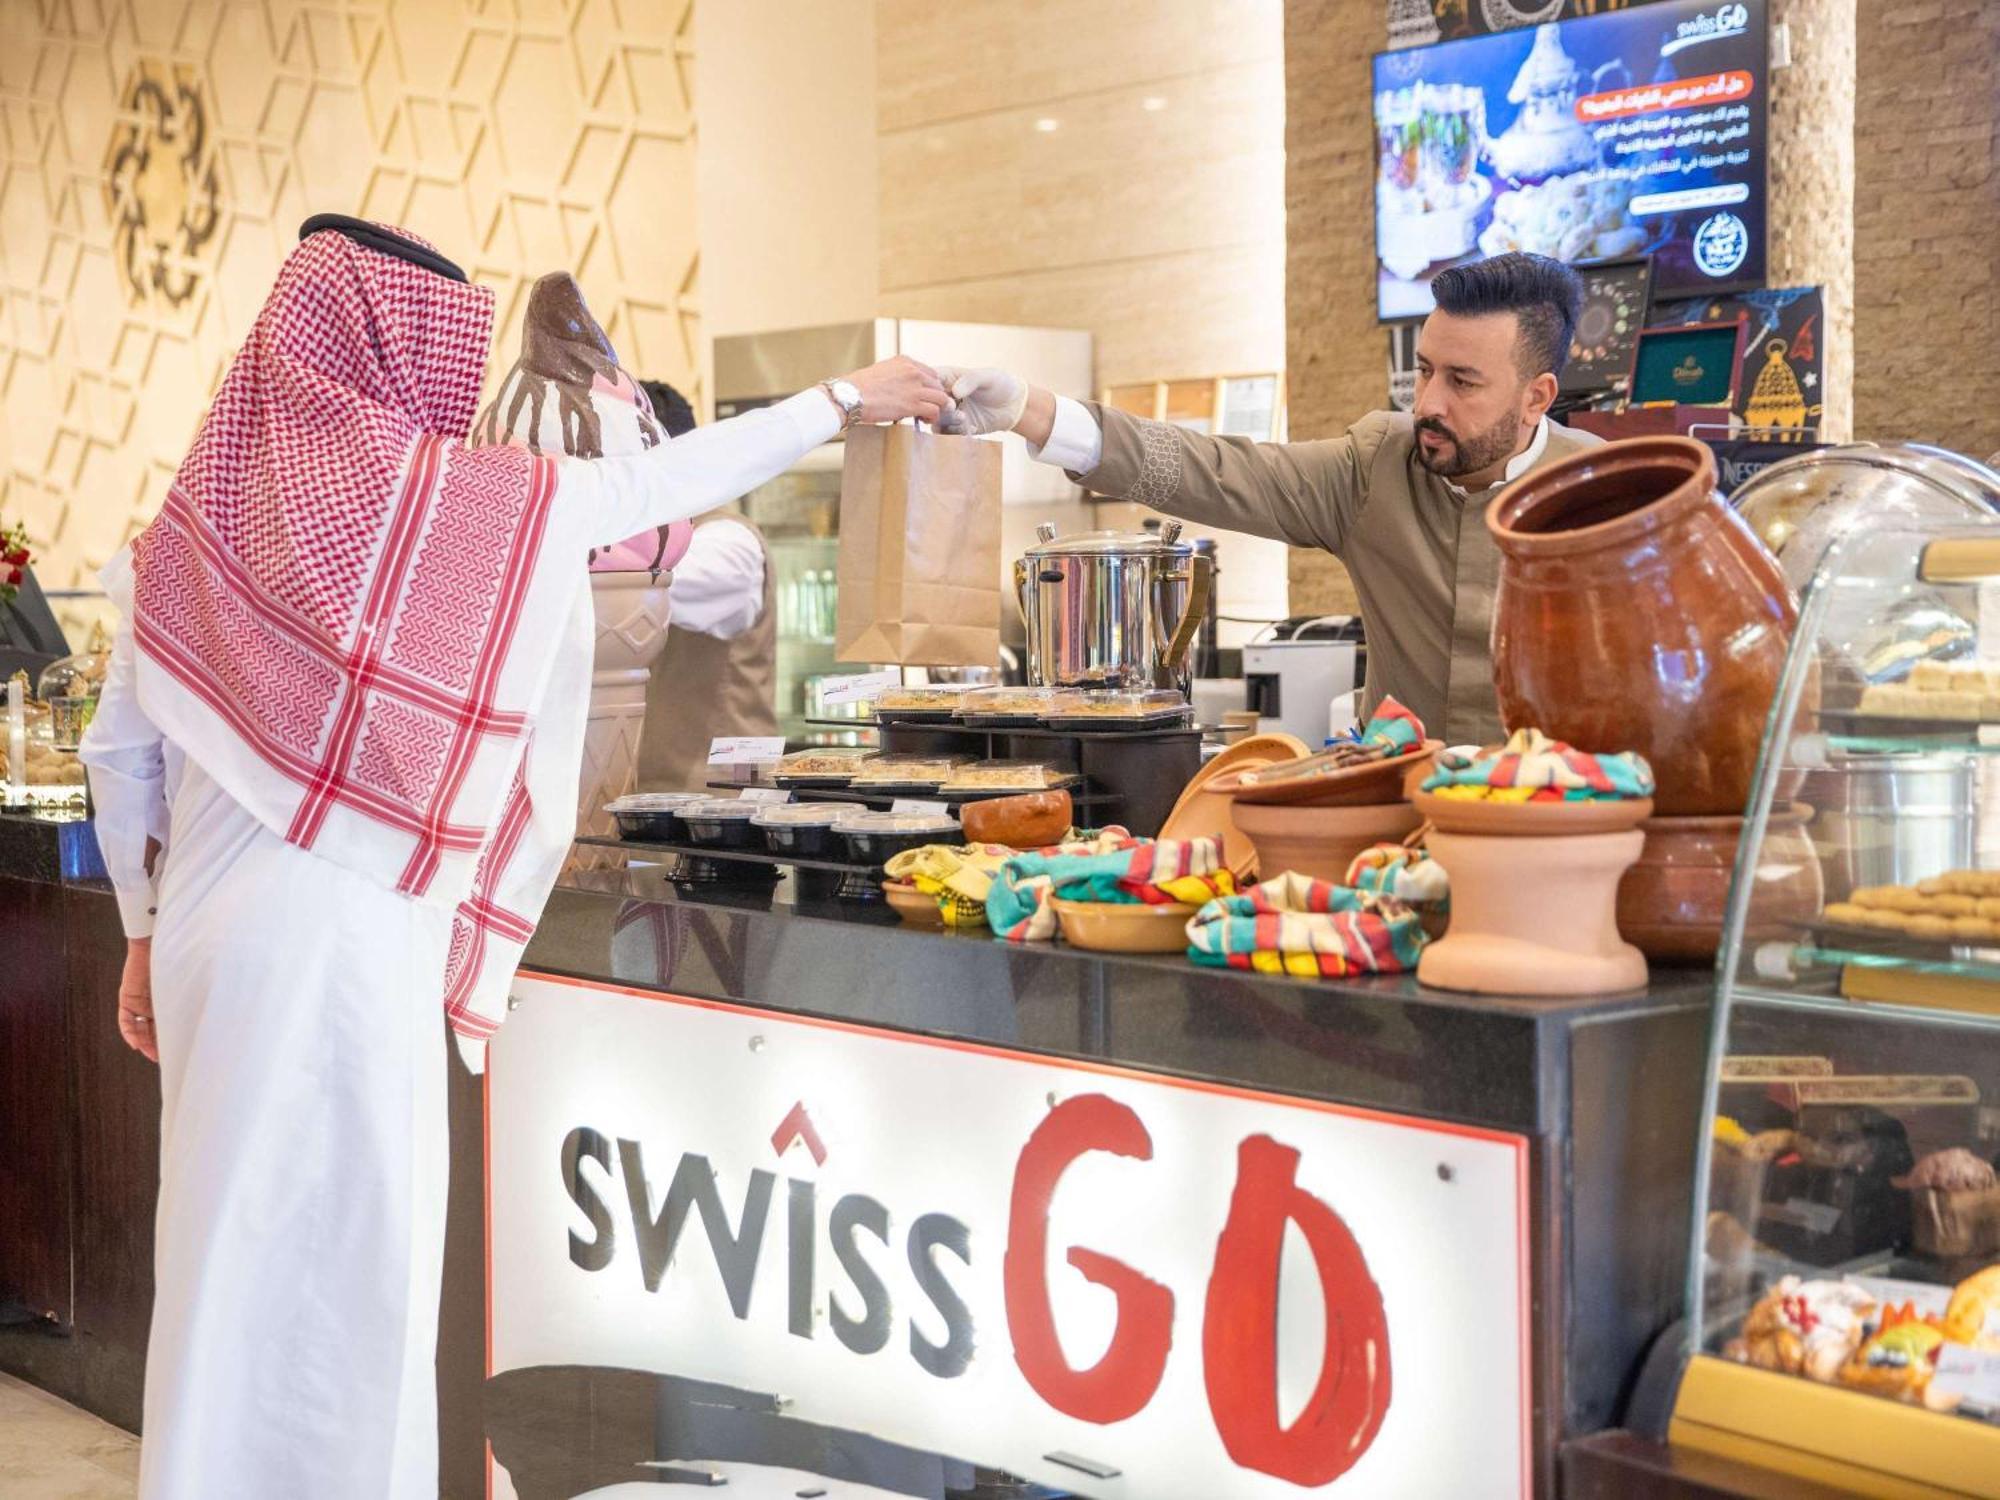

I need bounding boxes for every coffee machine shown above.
[1242,616,1366,746]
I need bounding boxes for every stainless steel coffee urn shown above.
[1013,521,1214,691]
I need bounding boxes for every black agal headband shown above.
[299,214,468,284]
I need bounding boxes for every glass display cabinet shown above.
[1673,515,2000,1495]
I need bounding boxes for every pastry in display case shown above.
[866,686,966,723]
[956,686,1064,727]
[1659,503,2000,1494]
[772,747,879,788]
[937,760,1078,794]
[845,754,972,792]
[1043,688,1191,731]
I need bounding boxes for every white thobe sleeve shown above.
[79,555,171,939]
[441,744,575,1075]
[1028,395,1106,474]
[555,390,839,551]
[665,518,766,640]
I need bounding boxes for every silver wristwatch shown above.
[819,378,864,430]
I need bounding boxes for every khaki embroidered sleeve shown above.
[1069,403,1373,557]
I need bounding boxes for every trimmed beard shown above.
[1414,409,1522,481]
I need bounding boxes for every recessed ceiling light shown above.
[1034,117,1060,134]
[1142,96,1167,112]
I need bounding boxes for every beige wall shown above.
[875,0,1292,647]
[1,0,703,638]
[695,0,878,342]
[1853,0,2000,457]
[1282,0,1380,618]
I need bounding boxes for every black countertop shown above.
[0,806,104,885]
[527,863,1713,1136]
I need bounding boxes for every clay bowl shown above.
[882,881,944,928]
[1212,741,1443,807]
[1231,799,1420,885]
[1615,802,1823,964]
[1160,732,1313,880]
[1052,898,1199,954]
[1412,789,1653,837]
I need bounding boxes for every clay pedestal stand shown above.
[1418,827,1649,996]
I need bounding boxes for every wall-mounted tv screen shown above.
[1372,0,1768,321]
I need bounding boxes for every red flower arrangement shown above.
[0,521,29,606]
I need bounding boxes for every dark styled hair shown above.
[1429,253,1583,381]
[639,378,697,437]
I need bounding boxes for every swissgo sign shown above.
[487,975,1532,1498]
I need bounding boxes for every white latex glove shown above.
[935,366,1028,436]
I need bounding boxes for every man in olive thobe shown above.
[941,252,1603,746]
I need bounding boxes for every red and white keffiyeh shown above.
[130,223,566,929]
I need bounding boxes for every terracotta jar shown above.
[1487,437,1801,818]
[1616,804,1824,965]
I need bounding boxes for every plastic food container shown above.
[940,759,1078,793]
[679,798,767,850]
[834,809,963,866]
[958,686,1063,727]
[1044,688,1192,731]
[603,792,708,842]
[847,754,972,791]
[867,686,966,722]
[774,747,878,787]
[751,802,852,859]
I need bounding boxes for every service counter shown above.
[0,812,1714,1498]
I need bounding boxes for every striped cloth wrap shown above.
[1343,842,1450,905]
[1186,872,1427,978]
[1420,727,1655,803]
[987,835,1237,944]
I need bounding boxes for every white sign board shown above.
[707,735,787,766]
[488,974,1531,1500]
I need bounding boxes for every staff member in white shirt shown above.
[632,379,784,791]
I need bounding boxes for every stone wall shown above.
[1853,0,2000,457]
[1767,0,1855,442]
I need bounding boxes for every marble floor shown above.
[0,1373,139,1499]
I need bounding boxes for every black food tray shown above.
[1043,713,1194,734]
[1818,710,1991,739]
[958,713,1049,729]
[578,833,877,877]
[1784,916,2000,962]
[805,716,1199,744]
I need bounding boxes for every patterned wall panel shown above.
[0,0,701,640]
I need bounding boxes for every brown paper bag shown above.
[834,422,1003,667]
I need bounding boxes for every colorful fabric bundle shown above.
[888,828,1132,928]
[1420,727,1654,803]
[1343,843,1449,904]
[1351,696,1425,757]
[1186,873,1427,978]
[885,842,1012,927]
[988,835,1236,944]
